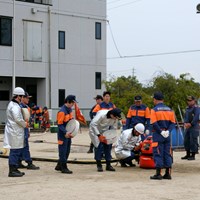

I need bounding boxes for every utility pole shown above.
[132,67,135,78]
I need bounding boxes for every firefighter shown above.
[55,95,77,174]
[125,95,150,138]
[92,91,116,116]
[150,92,175,180]
[41,106,50,132]
[181,96,200,160]
[3,87,28,177]
[115,123,145,167]
[31,103,43,128]
[89,108,122,172]
[19,92,40,170]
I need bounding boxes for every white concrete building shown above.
[0,0,107,122]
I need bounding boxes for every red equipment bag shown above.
[139,136,155,169]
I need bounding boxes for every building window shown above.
[59,89,65,107]
[0,17,12,46]
[95,22,101,40]
[95,72,101,89]
[16,0,52,5]
[0,90,9,101]
[23,21,42,61]
[58,31,65,49]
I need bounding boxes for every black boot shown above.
[163,168,172,180]
[119,160,128,167]
[55,161,61,171]
[97,160,103,172]
[61,163,73,174]
[150,168,162,180]
[27,161,40,170]
[127,161,136,167]
[188,152,195,160]
[8,165,25,177]
[87,142,94,153]
[181,151,190,160]
[106,161,115,171]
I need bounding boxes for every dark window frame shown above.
[95,72,102,89]
[16,0,52,5]
[0,90,10,101]
[95,22,101,40]
[0,16,12,46]
[58,31,65,49]
[59,89,65,107]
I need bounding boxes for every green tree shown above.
[103,75,143,115]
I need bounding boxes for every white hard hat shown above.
[135,123,145,134]
[13,87,25,96]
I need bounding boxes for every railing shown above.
[16,0,52,6]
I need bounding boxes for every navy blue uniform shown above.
[151,103,175,168]
[184,105,199,153]
[57,105,73,164]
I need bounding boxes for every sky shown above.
[106,0,200,85]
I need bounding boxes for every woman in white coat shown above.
[3,87,28,177]
[115,123,145,167]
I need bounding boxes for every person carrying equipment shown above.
[89,108,122,172]
[87,95,103,153]
[3,87,28,177]
[55,95,77,174]
[19,92,40,170]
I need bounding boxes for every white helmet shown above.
[135,123,145,134]
[13,87,25,96]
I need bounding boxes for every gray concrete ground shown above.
[0,129,200,200]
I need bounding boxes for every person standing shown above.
[92,91,116,116]
[3,87,28,177]
[41,106,50,132]
[55,95,77,174]
[87,95,103,153]
[89,108,122,172]
[125,95,150,137]
[115,123,145,167]
[150,92,175,180]
[181,96,199,160]
[19,92,40,170]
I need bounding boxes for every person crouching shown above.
[115,123,145,167]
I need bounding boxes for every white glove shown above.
[145,130,150,135]
[161,130,169,138]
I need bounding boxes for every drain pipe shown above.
[48,6,52,109]
[12,0,16,91]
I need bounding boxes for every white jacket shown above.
[115,128,141,159]
[89,110,118,148]
[3,100,26,149]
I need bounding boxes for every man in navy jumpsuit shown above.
[55,95,77,174]
[125,95,150,139]
[19,92,40,170]
[150,92,175,180]
[181,96,199,160]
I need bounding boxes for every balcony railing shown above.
[16,0,52,6]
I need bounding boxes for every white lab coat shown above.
[115,128,141,159]
[3,100,26,149]
[89,110,118,148]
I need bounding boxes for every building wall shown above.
[0,0,107,122]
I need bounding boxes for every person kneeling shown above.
[115,123,145,167]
